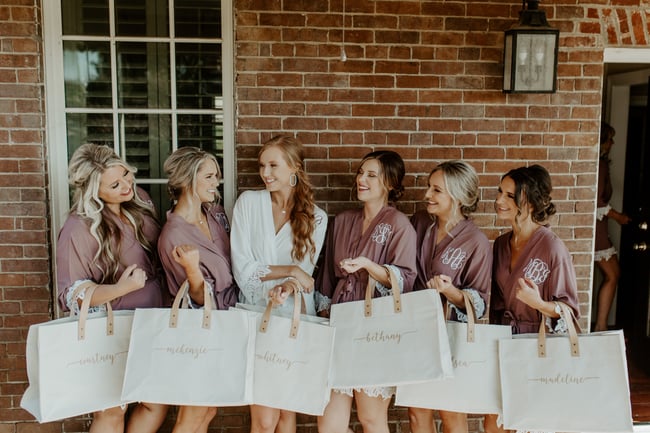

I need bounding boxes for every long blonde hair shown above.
[68,143,158,283]
[259,135,317,263]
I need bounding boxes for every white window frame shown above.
[42,0,236,238]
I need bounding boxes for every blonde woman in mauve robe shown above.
[56,143,167,433]
[230,135,327,433]
[315,150,417,433]
[484,165,580,433]
[158,146,239,433]
[408,161,492,433]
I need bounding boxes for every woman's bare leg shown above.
[354,391,391,433]
[595,255,621,331]
[407,407,437,433]
[317,391,353,433]
[91,405,127,433]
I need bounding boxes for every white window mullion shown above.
[221,0,235,216]
[169,0,178,153]
[108,0,121,158]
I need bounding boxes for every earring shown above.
[289,173,297,187]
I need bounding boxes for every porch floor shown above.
[630,350,650,424]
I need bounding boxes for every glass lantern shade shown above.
[503,27,559,93]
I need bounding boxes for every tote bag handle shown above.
[73,281,114,340]
[443,290,477,343]
[537,301,580,358]
[169,280,212,329]
[260,284,305,339]
[364,266,401,317]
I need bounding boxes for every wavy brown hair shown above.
[68,143,159,283]
[259,135,317,263]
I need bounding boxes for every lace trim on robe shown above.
[594,246,617,262]
[242,265,272,305]
[333,386,395,400]
[315,291,331,313]
[65,279,106,316]
[374,264,404,296]
[451,288,486,322]
[596,204,611,221]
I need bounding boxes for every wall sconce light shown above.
[503,0,559,93]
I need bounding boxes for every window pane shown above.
[121,113,171,178]
[66,113,114,157]
[115,0,169,37]
[178,113,225,203]
[61,0,109,36]
[121,113,172,217]
[64,41,112,108]
[178,113,224,158]
[176,43,222,109]
[117,42,171,109]
[175,0,221,38]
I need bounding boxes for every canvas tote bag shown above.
[121,281,256,406]
[499,302,633,432]
[21,283,134,422]
[395,291,512,415]
[236,289,335,415]
[329,267,453,388]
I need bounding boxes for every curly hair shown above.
[358,150,406,202]
[68,143,159,283]
[164,146,222,205]
[259,135,317,263]
[429,160,479,231]
[502,164,556,225]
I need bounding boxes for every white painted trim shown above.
[221,0,236,218]
[604,48,650,63]
[42,3,69,239]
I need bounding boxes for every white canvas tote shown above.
[329,267,453,388]
[121,281,256,406]
[21,283,134,422]
[235,290,335,415]
[396,292,512,415]
[499,302,633,432]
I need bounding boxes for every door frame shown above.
[598,48,650,328]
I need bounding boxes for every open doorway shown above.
[599,58,650,378]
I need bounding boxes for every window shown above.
[43,0,234,234]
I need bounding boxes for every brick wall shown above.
[0,0,648,431]
[0,0,51,431]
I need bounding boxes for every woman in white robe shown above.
[230,135,327,433]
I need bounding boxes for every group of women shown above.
[56,136,580,433]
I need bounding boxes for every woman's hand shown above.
[427,274,464,307]
[268,279,302,305]
[172,244,201,274]
[290,266,314,293]
[427,274,454,295]
[611,209,632,226]
[339,256,370,274]
[117,263,147,294]
[515,277,544,311]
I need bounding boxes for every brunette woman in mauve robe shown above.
[483,165,579,433]
[230,135,327,433]
[315,150,417,433]
[157,147,239,433]
[593,122,631,331]
[408,161,492,433]
[56,143,167,433]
